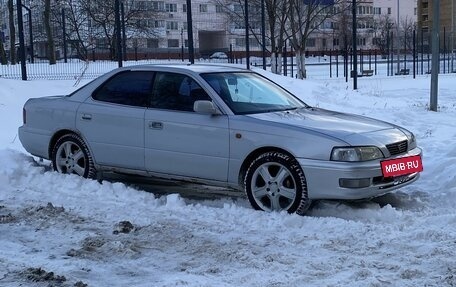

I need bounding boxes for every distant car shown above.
[209,52,228,59]
[19,64,422,215]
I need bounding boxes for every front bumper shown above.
[298,147,422,200]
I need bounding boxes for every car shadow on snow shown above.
[370,190,429,210]
[33,158,244,201]
[100,172,243,199]
[310,189,429,214]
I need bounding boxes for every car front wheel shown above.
[51,133,96,178]
[244,152,311,215]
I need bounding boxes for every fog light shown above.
[339,178,371,188]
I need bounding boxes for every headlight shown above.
[408,132,417,149]
[400,128,417,150]
[331,146,384,162]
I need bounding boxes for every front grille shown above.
[386,140,408,156]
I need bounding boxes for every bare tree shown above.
[0,38,6,65]
[0,17,7,64]
[235,0,290,74]
[51,0,91,60]
[8,0,16,64]
[81,0,116,59]
[287,0,345,79]
[400,16,416,52]
[77,0,161,61]
[267,0,289,74]
[44,0,57,64]
[211,0,290,74]
[211,2,264,53]
[372,14,394,57]
[333,1,351,49]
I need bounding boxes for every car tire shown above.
[51,133,96,179]
[244,151,311,215]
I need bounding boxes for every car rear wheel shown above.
[244,152,311,215]
[51,134,96,178]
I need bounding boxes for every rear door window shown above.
[92,71,154,107]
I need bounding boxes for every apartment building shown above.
[129,0,260,56]
[0,0,52,59]
[302,0,417,51]
[374,0,417,24]
[417,0,456,33]
[131,1,232,55]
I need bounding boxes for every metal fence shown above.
[0,50,267,81]
[0,49,456,80]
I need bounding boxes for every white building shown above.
[133,1,262,57]
[373,0,418,26]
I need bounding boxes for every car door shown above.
[145,72,230,181]
[76,71,153,170]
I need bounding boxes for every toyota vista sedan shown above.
[19,64,423,215]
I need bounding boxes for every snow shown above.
[1,65,456,286]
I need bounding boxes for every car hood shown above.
[246,107,405,143]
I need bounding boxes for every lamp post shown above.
[352,0,357,89]
[261,0,266,70]
[114,0,122,67]
[62,8,67,63]
[17,0,27,80]
[186,0,194,64]
[181,28,184,61]
[244,0,250,69]
[430,0,440,111]
[121,1,126,61]
[396,0,400,73]
[21,4,33,63]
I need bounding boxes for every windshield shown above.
[201,72,307,115]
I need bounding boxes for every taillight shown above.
[23,108,26,124]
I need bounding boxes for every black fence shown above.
[0,47,268,81]
[2,30,456,81]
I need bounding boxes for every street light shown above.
[21,4,33,63]
[62,8,67,63]
[244,0,250,69]
[16,0,27,80]
[114,0,122,67]
[396,0,400,73]
[430,0,440,111]
[352,0,357,90]
[181,28,184,61]
[261,0,266,70]
[186,0,194,64]
[121,1,127,61]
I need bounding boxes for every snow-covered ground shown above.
[1,66,456,287]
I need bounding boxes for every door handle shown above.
[149,121,163,129]
[81,114,92,120]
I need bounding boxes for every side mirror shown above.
[193,100,221,115]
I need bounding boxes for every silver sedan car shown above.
[19,64,423,215]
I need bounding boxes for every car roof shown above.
[122,63,249,74]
